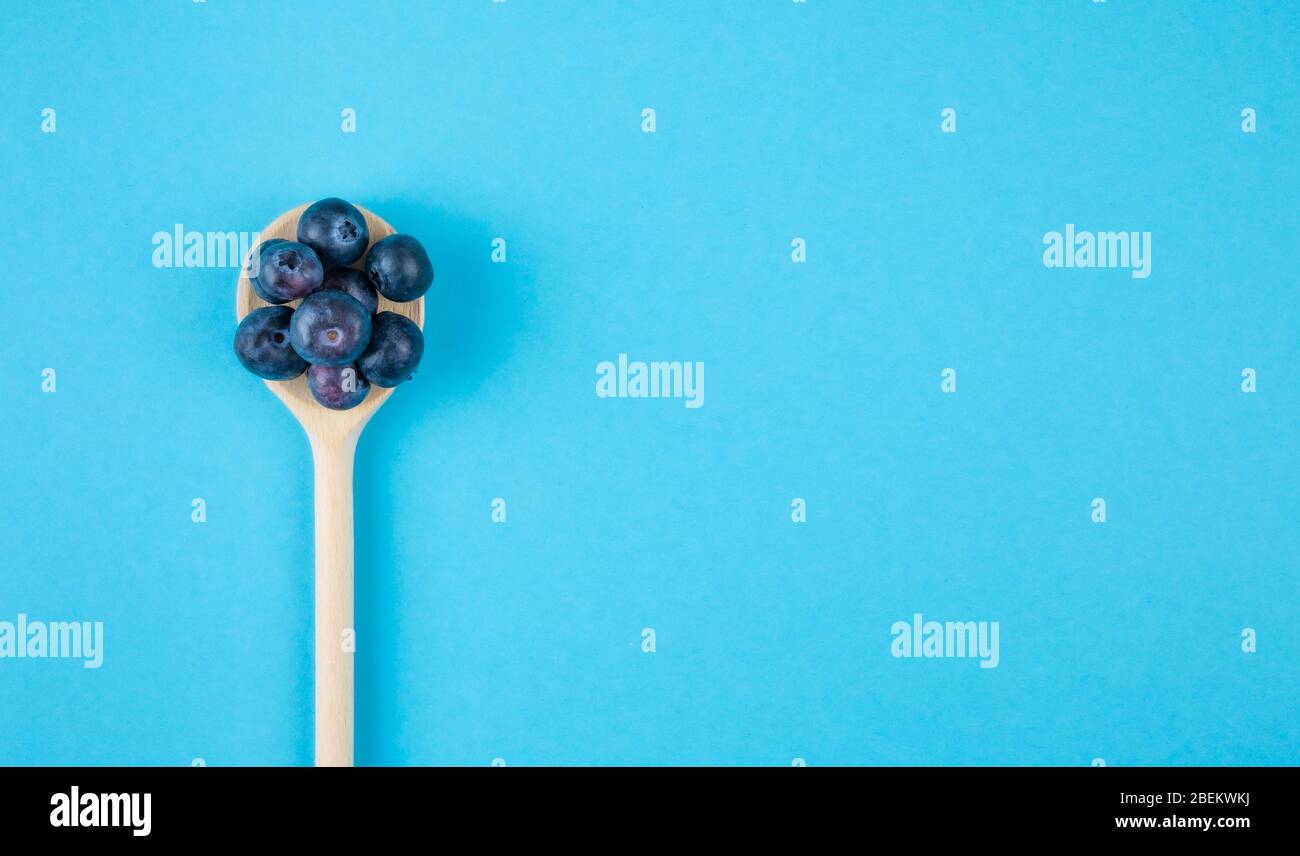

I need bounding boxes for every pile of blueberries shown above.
[234,198,432,410]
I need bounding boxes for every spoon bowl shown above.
[236,203,424,443]
[235,203,424,767]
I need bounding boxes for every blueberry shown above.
[308,363,370,410]
[246,238,289,302]
[234,306,308,380]
[365,234,433,302]
[298,198,370,269]
[256,241,324,303]
[357,311,423,387]
[289,290,372,366]
[320,267,379,315]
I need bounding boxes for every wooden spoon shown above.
[235,203,424,767]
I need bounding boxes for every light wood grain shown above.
[235,203,424,767]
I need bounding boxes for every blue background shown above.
[2,1,1297,766]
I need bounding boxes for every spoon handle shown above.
[311,434,358,767]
